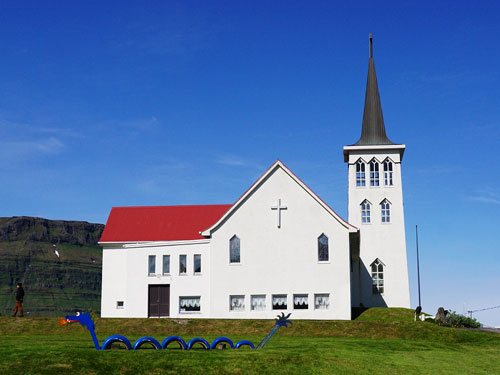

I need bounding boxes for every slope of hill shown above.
[0,216,104,317]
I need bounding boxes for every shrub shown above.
[445,311,480,328]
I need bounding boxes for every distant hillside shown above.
[0,216,104,317]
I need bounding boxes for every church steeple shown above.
[354,33,395,146]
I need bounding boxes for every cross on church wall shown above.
[271,199,287,228]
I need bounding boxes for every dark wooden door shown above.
[148,285,170,318]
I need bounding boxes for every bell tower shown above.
[344,34,410,308]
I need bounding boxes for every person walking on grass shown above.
[12,283,24,317]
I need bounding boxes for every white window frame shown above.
[229,295,245,312]
[370,159,380,187]
[293,294,309,310]
[148,255,156,276]
[193,254,202,275]
[179,296,201,313]
[361,200,371,224]
[179,254,187,275]
[272,294,288,310]
[229,235,241,264]
[371,259,385,295]
[381,199,391,223]
[318,233,329,262]
[314,294,330,310]
[383,159,393,186]
[251,295,266,311]
[356,159,366,187]
[162,255,170,275]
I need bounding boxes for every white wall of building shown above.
[208,165,352,320]
[101,241,211,318]
[345,145,410,308]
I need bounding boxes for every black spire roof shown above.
[354,34,395,146]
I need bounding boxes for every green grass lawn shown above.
[1,309,499,375]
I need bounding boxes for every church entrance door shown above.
[148,285,170,318]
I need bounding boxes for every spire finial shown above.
[369,33,373,58]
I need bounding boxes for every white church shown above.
[99,36,411,320]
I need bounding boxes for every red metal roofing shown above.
[99,205,232,243]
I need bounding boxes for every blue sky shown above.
[1,1,499,326]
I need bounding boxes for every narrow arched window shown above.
[371,259,384,294]
[370,160,379,186]
[318,234,329,262]
[381,199,391,223]
[229,235,240,263]
[356,160,366,187]
[383,159,393,186]
[361,200,371,224]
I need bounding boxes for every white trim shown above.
[201,160,357,236]
[99,239,211,248]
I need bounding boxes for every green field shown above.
[1,308,499,375]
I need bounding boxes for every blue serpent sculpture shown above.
[59,312,291,350]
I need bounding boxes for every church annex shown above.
[99,36,410,319]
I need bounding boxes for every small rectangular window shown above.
[179,255,187,274]
[251,295,266,311]
[293,294,308,310]
[148,255,156,275]
[116,301,124,309]
[179,296,200,312]
[194,254,201,274]
[163,255,170,275]
[272,294,287,310]
[229,295,245,311]
[314,294,330,310]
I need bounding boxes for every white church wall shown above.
[209,166,352,320]
[101,241,211,318]
[345,147,410,308]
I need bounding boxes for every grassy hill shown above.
[0,216,104,317]
[0,308,499,374]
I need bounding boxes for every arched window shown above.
[229,235,240,263]
[381,199,391,223]
[318,234,329,262]
[383,159,393,186]
[371,259,385,294]
[356,160,366,187]
[370,159,380,186]
[361,200,371,224]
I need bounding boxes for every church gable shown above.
[201,160,357,237]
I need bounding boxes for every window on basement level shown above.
[314,294,330,310]
[229,295,245,311]
[381,199,391,223]
[383,159,393,186]
[251,295,266,311]
[148,255,156,275]
[272,294,287,310]
[371,259,384,294]
[370,159,380,186]
[179,296,201,312]
[293,294,308,309]
[356,160,366,187]
[116,301,124,309]
[361,200,371,224]
[179,255,187,274]
[230,235,240,263]
[163,255,170,275]
[194,254,202,274]
[318,234,329,262]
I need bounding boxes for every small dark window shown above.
[318,234,329,261]
[293,294,308,309]
[194,254,201,274]
[230,235,240,263]
[272,294,287,310]
[148,255,156,275]
[179,255,187,274]
[163,255,170,275]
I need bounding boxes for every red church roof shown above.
[99,204,232,243]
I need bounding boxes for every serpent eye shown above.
[76,312,80,316]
